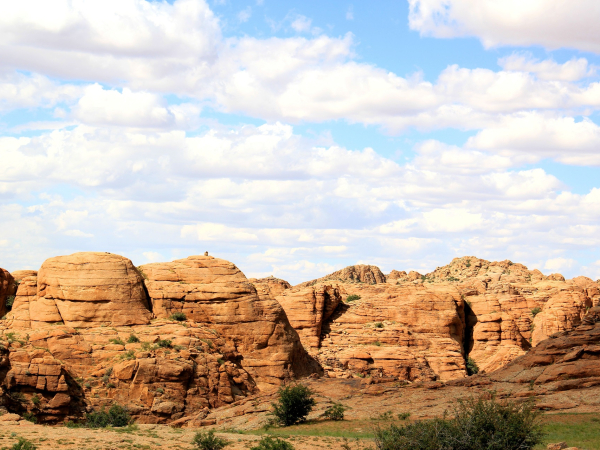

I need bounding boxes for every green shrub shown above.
[9,437,37,450]
[22,412,37,423]
[374,396,543,450]
[250,436,294,450]
[169,312,186,321]
[530,307,542,317]
[127,334,140,343]
[31,395,41,406]
[397,412,411,420]
[374,322,384,328]
[156,339,172,348]
[346,294,361,302]
[192,429,228,450]
[120,350,136,360]
[323,403,346,421]
[6,295,15,310]
[85,404,131,428]
[109,338,125,345]
[271,384,316,426]
[466,357,479,376]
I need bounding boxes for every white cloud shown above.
[142,251,163,262]
[238,6,252,23]
[466,113,600,166]
[498,55,596,81]
[544,257,575,273]
[408,0,600,53]
[346,6,354,21]
[290,15,312,33]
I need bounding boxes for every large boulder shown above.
[297,264,387,287]
[139,255,320,389]
[16,252,152,328]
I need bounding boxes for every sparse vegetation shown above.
[156,339,172,348]
[192,429,228,450]
[466,357,479,376]
[374,322,384,328]
[531,306,542,317]
[31,394,41,406]
[109,337,125,345]
[127,333,140,343]
[22,412,37,424]
[397,412,411,420]
[373,396,543,450]
[447,276,459,282]
[323,403,346,421]
[346,294,361,302]
[119,350,136,360]
[85,404,131,428]
[6,295,15,311]
[7,437,37,450]
[169,312,187,321]
[250,436,294,450]
[271,384,316,426]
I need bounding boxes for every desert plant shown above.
[250,436,294,450]
[374,396,543,450]
[397,412,411,420]
[22,412,37,423]
[9,437,37,450]
[271,384,316,426]
[530,307,542,317]
[169,312,187,321]
[109,338,125,345]
[466,357,479,376]
[323,403,346,421]
[31,394,41,406]
[374,322,384,328]
[6,295,15,311]
[192,429,228,450]
[85,404,131,428]
[120,350,136,360]
[127,333,140,343]
[156,339,172,348]
[346,294,361,302]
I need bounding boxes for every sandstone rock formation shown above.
[9,252,152,328]
[249,277,291,299]
[139,255,319,389]
[297,264,386,288]
[274,285,341,350]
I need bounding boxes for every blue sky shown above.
[1,0,600,283]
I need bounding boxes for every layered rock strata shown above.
[139,255,319,389]
[0,269,15,318]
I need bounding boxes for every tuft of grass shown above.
[109,338,125,345]
[169,312,186,322]
[345,295,361,302]
[531,306,542,317]
[374,322,384,328]
[127,333,140,343]
[156,339,172,348]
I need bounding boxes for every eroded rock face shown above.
[302,282,467,382]
[139,255,320,389]
[250,277,291,299]
[275,285,341,350]
[11,253,152,328]
[0,323,257,423]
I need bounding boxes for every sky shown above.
[1,0,600,284]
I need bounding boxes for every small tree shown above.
[192,429,228,450]
[271,384,316,426]
[466,357,479,376]
[323,403,346,421]
[250,436,294,450]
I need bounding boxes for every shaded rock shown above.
[0,268,16,318]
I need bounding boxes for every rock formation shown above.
[0,252,319,424]
[8,252,152,328]
[0,269,16,318]
[297,264,386,287]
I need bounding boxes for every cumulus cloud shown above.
[498,55,596,81]
[408,0,600,53]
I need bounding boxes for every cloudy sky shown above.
[2,0,600,283]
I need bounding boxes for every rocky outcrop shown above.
[9,252,152,328]
[139,255,320,389]
[275,285,341,350]
[249,277,291,299]
[297,265,386,287]
[0,322,257,423]
[307,282,467,382]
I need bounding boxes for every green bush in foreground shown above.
[85,404,131,428]
[271,384,316,426]
[7,437,37,450]
[374,396,543,450]
[192,429,228,450]
[323,403,346,421]
[250,436,294,450]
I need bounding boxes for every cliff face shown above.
[264,256,600,382]
[0,253,316,424]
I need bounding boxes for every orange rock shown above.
[297,264,386,287]
[0,268,16,318]
[31,252,152,327]
[140,255,320,389]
